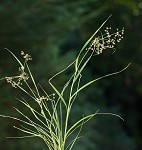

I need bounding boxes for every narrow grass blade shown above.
[4,48,24,68]
[66,110,99,137]
[71,64,131,100]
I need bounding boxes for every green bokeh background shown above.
[0,0,142,149]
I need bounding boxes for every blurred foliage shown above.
[0,0,142,150]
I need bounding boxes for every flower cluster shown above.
[86,27,124,55]
[4,51,32,88]
[21,51,32,62]
[5,66,29,88]
[36,93,56,104]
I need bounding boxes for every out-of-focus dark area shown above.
[0,0,142,150]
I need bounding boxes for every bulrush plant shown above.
[0,18,130,150]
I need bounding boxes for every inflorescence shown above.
[86,27,124,55]
[5,66,29,88]
[4,51,32,88]
[36,93,56,104]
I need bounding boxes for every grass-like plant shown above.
[0,17,130,150]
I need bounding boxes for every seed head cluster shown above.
[86,27,124,55]
[21,51,32,61]
[5,66,29,88]
[36,93,56,104]
[5,51,32,88]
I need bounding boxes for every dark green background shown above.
[0,0,142,149]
